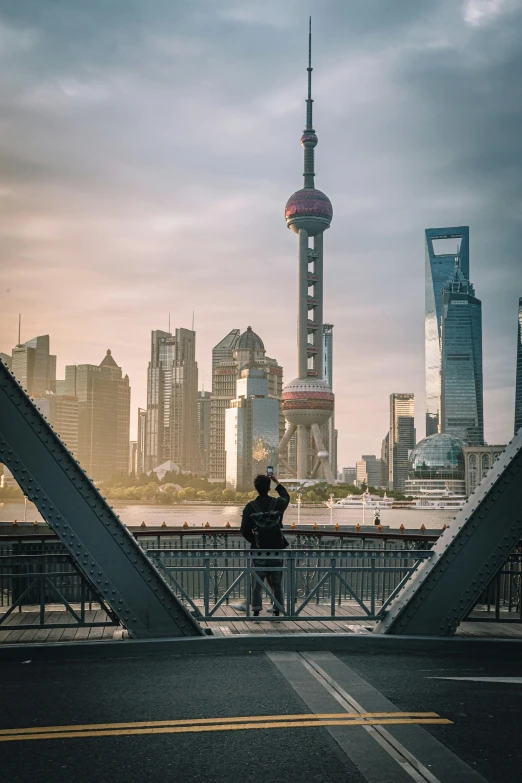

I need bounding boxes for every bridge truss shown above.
[375,428,522,635]
[0,359,203,639]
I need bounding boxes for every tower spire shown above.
[302,16,317,188]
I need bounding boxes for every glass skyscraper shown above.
[440,260,483,445]
[515,297,522,435]
[425,227,469,435]
[388,393,415,491]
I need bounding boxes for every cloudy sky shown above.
[0,0,521,465]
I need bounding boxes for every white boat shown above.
[334,490,394,509]
[408,488,467,511]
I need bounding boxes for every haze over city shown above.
[1,0,521,465]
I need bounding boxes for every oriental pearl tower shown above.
[278,18,335,484]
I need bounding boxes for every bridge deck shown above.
[1,604,521,644]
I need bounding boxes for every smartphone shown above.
[267,466,274,477]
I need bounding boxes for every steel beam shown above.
[0,360,204,639]
[374,428,522,636]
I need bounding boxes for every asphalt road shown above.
[1,646,521,783]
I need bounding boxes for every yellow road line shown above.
[0,718,453,743]
[0,712,441,737]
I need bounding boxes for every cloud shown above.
[0,0,520,465]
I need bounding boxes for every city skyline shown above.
[1,2,521,464]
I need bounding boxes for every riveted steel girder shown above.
[374,428,522,636]
[0,360,204,639]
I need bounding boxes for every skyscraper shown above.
[388,393,415,491]
[425,227,469,436]
[209,327,282,480]
[515,297,522,435]
[440,260,483,445]
[278,20,335,484]
[146,328,198,473]
[11,334,56,397]
[197,391,211,476]
[34,394,80,456]
[225,368,280,490]
[66,350,130,482]
[136,408,147,476]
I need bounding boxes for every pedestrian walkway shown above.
[1,603,520,644]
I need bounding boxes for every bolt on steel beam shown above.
[374,427,522,636]
[0,359,204,639]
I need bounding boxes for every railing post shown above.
[204,557,210,616]
[246,555,251,617]
[370,557,376,617]
[330,557,336,617]
[39,572,46,626]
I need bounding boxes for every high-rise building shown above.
[136,408,147,476]
[440,260,483,445]
[66,349,130,483]
[278,22,335,484]
[356,455,382,488]
[129,441,138,474]
[225,368,280,490]
[209,327,283,480]
[11,334,56,397]
[197,391,211,476]
[341,466,356,484]
[380,432,389,488]
[425,227,469,436]
[146,328,198,473]
[515,297,522,435]
[462,444,505,496]
[388,393,415,491]
[34,394,80,456]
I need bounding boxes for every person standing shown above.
[240,474,290,617]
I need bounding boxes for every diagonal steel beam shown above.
[375,428,522,636]
[0,360,204,639]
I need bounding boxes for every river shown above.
[0,501,455,530]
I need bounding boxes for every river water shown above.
[0,501,455,530]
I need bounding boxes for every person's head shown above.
[254,474,271,496]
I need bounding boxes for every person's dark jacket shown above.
[240,484,290,548]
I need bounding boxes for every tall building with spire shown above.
[425,228,469,436]
[440,259,483,445]
[145,328,199,473]
[11,334,56,397]
[515,298,522,435]
[278,19,335,484]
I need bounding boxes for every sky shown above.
[0,0,521,466]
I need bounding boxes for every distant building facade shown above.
[210,327,283,481]
[66,350,130,483]
[197,391,211,476]
[425,227,469,436]
[388,393,415,492]
[136,408,147,476]
[34,394,80,457]
[11,334,56,397]
[341,466,356,485]
[225,368,279,490]
[146,328,198,473]
[404,433,466,497]
[380,432,389,488]
[356,455,382,488]
[440,261,483,445]
[515,297,522,435]
[462,445,505,497]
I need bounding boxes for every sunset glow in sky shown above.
[1,0,521,465]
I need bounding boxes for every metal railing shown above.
[0,545,118,631]
[1,532,521,632]
[146,547,432,621]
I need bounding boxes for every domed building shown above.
[404,433,467,498]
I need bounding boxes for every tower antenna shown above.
[168,312,171,333]
[18,313,21,346]
[306,16,313,129]
[192,310,195,332]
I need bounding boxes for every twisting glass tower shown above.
[278,19,335,484]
